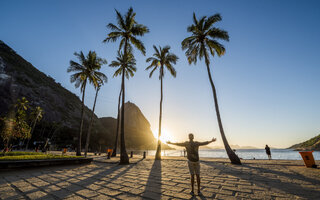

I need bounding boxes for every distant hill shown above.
[0,40,171,151]
[289,134,320,151]
[97,102,173,150]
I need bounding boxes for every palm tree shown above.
[146,45,178,160]
[84,76,107,157]
[26,106,43,150]
[103,7,149,164]
[109,50,136,164]
[111,88,122,157]
[181,13,241,164]
[68,51,107,156]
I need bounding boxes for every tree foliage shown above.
[146,45,178,79]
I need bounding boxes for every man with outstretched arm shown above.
[167,133,216,196]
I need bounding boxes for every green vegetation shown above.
[300,134,320,147]
[290,134,320,150]
[67,51,107,156]
[0,151,43,156]
[0,154,80,160]
[0,151,81,160]
[146,45,178,160]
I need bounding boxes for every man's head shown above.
[188,133,194,141]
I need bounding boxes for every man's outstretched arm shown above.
[167,141,186,147]
[198,138,217,146]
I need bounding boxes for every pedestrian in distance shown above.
[167,133,216,196]
[265,144,271,160]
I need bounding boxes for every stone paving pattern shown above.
[0,156,319,200]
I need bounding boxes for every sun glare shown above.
[153,128,173,144]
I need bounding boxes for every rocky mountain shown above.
[289,134,320,151]
[0,40,168,151]
[0,40,92,128]
[97,102,173,150]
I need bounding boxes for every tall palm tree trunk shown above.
[25,114,39,150]
[112,88,122,157]
[204,56,241,165]
[77,84,86,156]
[155,68,163,160]
[84,87,100,157]
[120,66,129,164]
[119,39,129,164]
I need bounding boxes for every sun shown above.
[153,128,173,144]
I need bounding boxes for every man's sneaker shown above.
[190,191,195,196]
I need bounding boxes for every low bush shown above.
[0,154,81,160]
[0,151,44,156]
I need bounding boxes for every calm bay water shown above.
[145,149,320,160]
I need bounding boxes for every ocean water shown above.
[144,149,320,160]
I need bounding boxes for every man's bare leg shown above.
[190,174,195,194]
[196,174,201,194]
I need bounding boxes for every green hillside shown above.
[289,134,320,151]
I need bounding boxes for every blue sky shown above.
[1,0,319,148]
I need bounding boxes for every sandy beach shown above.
[0,155,319,199]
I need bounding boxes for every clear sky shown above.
[1,0,319,148]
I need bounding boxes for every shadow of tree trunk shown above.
[142,160,162,199]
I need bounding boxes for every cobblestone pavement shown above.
[0,157,319,200]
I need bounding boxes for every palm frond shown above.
[148,66,157,78]
[70,72,83,83]
[181,36,197,50]
[67,61,84,72]
[165,63,177,77]
[146,58,158,70]
[198,16,206,31]
[204,14,221,30]
[115,9,126,30]
[153,45,160,57]
[113,68,122,77]
[192,13,198,26]
[130,36,146,55]
[107,23,121,31]
[207,39,226,56]
[207,28,229,41]
[131,24,149,36]
[109,61,121,67]
[125,7,134,29]
[146,56,156,64]
[94,71,108,83]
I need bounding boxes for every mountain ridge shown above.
[0,40,170,151]
[289,134,320,151]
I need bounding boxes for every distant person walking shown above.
[167,133,216,196]
[265,144,271,160]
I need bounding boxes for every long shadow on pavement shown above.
[202,161,320,199]
[142,159,162,199]
[36,158,144,199]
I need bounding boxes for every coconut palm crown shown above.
[67,50,107,156]
[109,50,137,78]
[103,7,149,55]
[68,51,107,91]
[146,45,178,79]
[146,45,178,160]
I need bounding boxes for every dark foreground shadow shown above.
[27,159,144,199]
[142,159,162,199]
[202,161,320,199]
